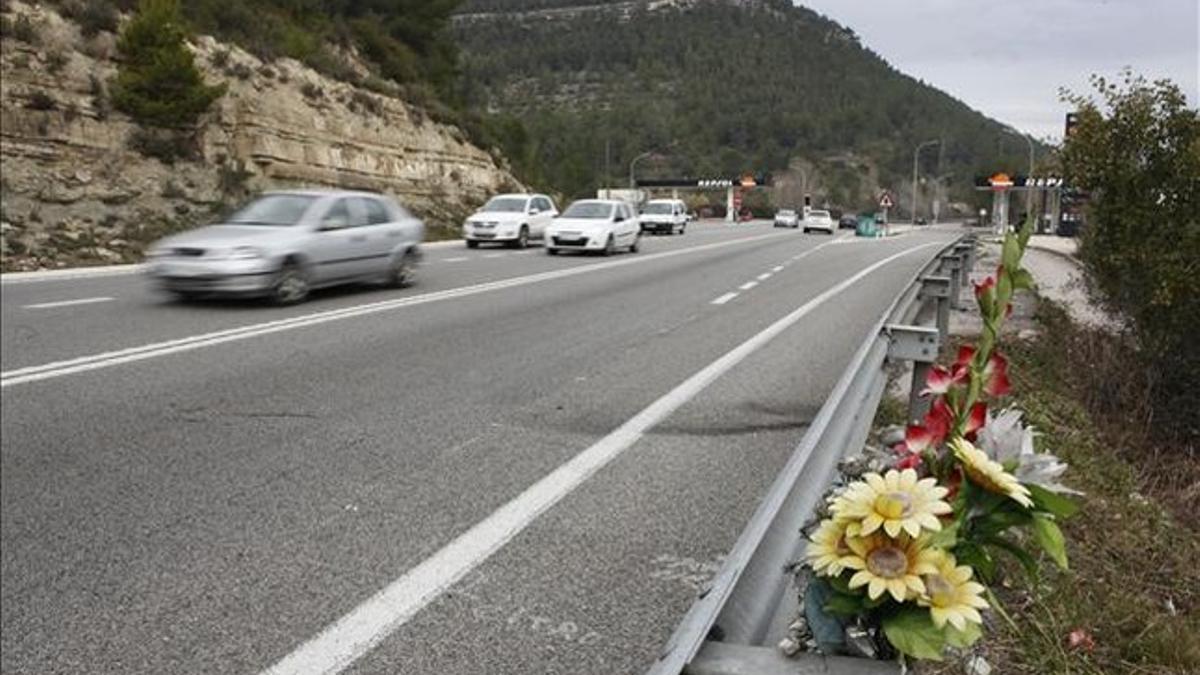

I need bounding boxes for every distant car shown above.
[639,198,689,235]
[145,190,425,305]
[545,199,641,255]
[838,214,858,229]
[803,209,836,234]
[774,209,800,228]
[463,193,558,249]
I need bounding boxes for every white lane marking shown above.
[23,296,114,310]
[484,253,505,259]
[771,266,784,273]
[1,231,796,388]
[710,292,739,305]
[756,273,772,281]
[441,257,469,263]
[259,242,940,675]
[739,281,759,291]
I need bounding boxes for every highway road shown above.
[1,220,958,674]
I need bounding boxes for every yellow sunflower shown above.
[842,533,941,602]
[805,518,860,577]
[918,552,989,630]
[832,468,952,538]
[951,438,1033,507]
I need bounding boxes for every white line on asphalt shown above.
[484,253,505,259]
[756,273,772,281]
[259,241,940,675]
[710,292,739,305]
[739,281,759,291]
[1,231,797,388]
[772,266,784,273]
[22,296,114,309]
[441,257,469,263]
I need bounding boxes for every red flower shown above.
[963,401,987,437]
[943,468,963,501]
[955,345,976,368]
[983,352,1012,397]
[921,365,967,396]
[904,424,936,453]
[924,398,954,443]
[973,276,995,299]
[896,450,923,470]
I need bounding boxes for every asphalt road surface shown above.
[1,220,959,674]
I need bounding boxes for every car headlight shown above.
[227,246,264,260]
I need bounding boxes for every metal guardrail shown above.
[647,234,975,675]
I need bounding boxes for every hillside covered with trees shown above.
[452,0,1040,210]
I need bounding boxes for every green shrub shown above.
[10,14,38,43]
[110,0,225,128]
[63,0,120,37]
[1061,71,1200,443]
[25,91,56,110]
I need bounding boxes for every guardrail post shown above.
[939,253,963,310]
[885,324,940,425]
[920,275,952,340]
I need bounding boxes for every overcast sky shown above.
[797,0,1199,142]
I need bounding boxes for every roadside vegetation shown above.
[940,300,1200,675]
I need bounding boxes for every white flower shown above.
[976,408,1081,495]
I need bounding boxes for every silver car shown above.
[145,190,425,304]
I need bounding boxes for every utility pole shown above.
[911,139,940,223]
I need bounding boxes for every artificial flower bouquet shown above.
[802,218,1080,661]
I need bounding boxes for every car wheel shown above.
[546,247,558,256]
[271,261,309,305]
[603,234,616,256]
[629,233,641,253]
[385,250,416,288]
[512,226,528,249]
[466,240,478,249]
[802,228,810,233]
[168,290,202,303]
[680,224,686,235]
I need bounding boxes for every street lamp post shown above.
[912,139,940,223]
[628,150,655,189]
[1004,127,1036,216]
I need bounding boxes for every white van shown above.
[638,199,689,235]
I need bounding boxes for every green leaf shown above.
[955,541,997,582]
[882,607,947,661]
[823,591,867,618]
[1011,267,1036,290]
[1001,235,1022,271]
[984,536,1040,581]
[1032,514,1069,570]
[827,574,854,595]
[974,503,1034,537]
[1028,484,1080,518]
[944,621,983,649]
[925,520,959,549]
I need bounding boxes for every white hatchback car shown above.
[545,199,641,255]
[803,209,837,234]
[463,193,559,248]
[639,198,689,235]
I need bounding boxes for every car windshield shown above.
[778,210,796,216]
[562,202,614,219]
[226,195,317,226]
[642,203,673,215]
[810,210,830,218]
[480,197,529,213]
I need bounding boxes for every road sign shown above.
[878,192,894,209]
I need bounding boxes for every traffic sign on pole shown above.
[879,192,894,209]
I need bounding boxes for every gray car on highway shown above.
[145,190,425,304]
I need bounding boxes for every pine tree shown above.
[111,0,225,128]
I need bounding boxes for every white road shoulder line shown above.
[259,241,940,675]
[23,296,114,309]
[710,292,739,305]
[771,266,784,272]
[738,281,759,291]
[1,231,793,388]
[441,257,469,263]
[756,273,772,281]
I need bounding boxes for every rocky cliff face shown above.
[0,1,521,271]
